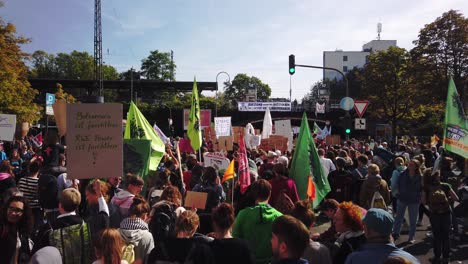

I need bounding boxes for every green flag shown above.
[124,101,165,170]
[188,78,202,151]
[290,112,330,208]
[443,78,467,158]
[313,122,322,134]
[123,139,151,184]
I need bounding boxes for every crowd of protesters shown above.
[0,129,466,264]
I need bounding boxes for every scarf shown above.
[120,217,148,231]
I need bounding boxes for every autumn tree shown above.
[0,12,41,123]
[223,73,272,108]
[361,47,433,139]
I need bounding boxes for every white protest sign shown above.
[214,117,231,138]
[0,114,16,141]
[274,120,293,151]
[66,104,123,179]
[203,152,230,171]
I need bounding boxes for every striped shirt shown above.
[18,176,40,208]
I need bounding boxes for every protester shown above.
[108,176,123,200]
[30,246,62,264]
[233,179,283,264]
[119,196,154,263]
[192,166,225,213]
[392,159,423,243]
[351,155,369,204]
[41,131,66,176]
[327,158,353,203]
[345,208,420,263]
[0,161,16,199]
[331,201,367,264]
[9,148,23,176]
[209,203,255,264]
[427,170,459,263]
[271,215,310,264]
[318,148,336,177]
[0,195,34,264]
[111,174,144,218]
[290,200,332,264]
[93,228,129,264]
[85,179,121,230]
[17,160,42,229]
[390,157,406,215]
[311,199,339,247]
[359,164,391,210]
[259,151,277,178]
[269,163,300,214]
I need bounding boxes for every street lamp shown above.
[215,71,230,117]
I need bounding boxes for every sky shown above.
[1,0,467,101]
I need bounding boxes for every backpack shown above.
[370,191,387,210]
[49,222,92,264]
[122,243,135,264]
[150,202,177,242]
[428,186,450,214]
[38,173,59,209]
[274,189,294,214]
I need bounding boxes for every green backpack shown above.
[49,222,93,264]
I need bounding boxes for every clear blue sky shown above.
[1,0,467,100]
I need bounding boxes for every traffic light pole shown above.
[294,64,349,98]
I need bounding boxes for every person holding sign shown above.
[192,166,225,213]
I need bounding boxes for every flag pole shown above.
[175,139,185,189]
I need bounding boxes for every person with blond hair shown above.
[93,228,129,264]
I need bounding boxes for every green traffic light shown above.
[345,128,351,134]
[289,68,295,74]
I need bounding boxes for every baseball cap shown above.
[362,208,394,236]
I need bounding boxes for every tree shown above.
[223,73,272,108]
[55,83,76,103]
[411,10,468,103]
[141,50,176,81]
[120,68,141,80]
[30,50,120,80]
[0,14,41,123]
[361,47,432,140]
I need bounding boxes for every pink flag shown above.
[238,132,250,194]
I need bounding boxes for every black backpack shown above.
[150,201,177,243]
[38,173,59,209]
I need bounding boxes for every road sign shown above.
[46,93,56,116]
[355,118,366,130]
[354,100,369,118]
[340,97,354,111]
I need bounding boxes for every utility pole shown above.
[94,0,103,96]
[130,67,134,102]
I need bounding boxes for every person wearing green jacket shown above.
[233,179,283,264]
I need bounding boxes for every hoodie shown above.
[119,217,154,262]
[233,203,282,264]
[390,166,406,198]
[111,190,135,218]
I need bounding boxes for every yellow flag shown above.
[222,160,235,183]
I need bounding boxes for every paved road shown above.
[312,214,468,263]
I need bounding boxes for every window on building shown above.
[343,66,348,72]
[343,55,348,61]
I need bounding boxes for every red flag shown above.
[238,133,250,194]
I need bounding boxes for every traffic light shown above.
[345,128,351,134]
[289,54,295,75]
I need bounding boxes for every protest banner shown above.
[183,109,211,130]
[66,104,123,179]
[124,139,151,179]
[232,126,244,143]
[0,114,16,141]
[274,120,293,152]
[52,99,67,136]
[203,127,217,143]
[179,138,194,153]
[214,117,231,138]
[238,101,291,112]
[203,152,230,171]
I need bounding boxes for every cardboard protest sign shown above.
[0,114,16,141]
[325,135,341,146]
[53,99,67,136]
[66,104,123,179]
[269,135,289,153]
[184,191,208,209]
[203,127,217,143]
[274,120,293,152]
[203,152,230,171]
[183,109,211,130]
[232,126,244,143]
[214,117,231,137]
[217,136,233,151]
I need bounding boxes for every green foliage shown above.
[411,10,468,102]
[29,50,120,80]
[361,47,432,138]
[223,73,272,108]
[0,17,41,123]
[141,50,176,81]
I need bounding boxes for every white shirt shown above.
[319,157,336,176]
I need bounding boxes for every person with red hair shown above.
[331,202,366,264]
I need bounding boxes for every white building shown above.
[323,40,397,81]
